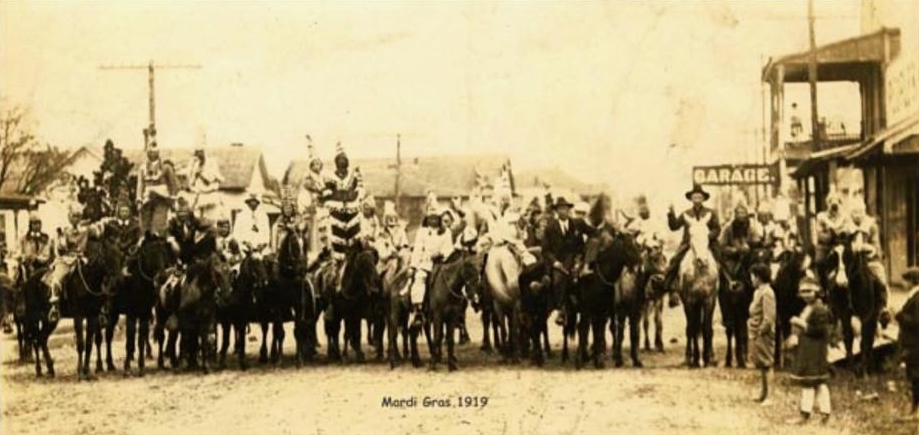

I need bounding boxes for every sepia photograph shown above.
[1,1,918,434]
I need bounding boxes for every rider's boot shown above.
[48,284,62,322]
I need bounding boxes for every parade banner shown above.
[691,163,778,186]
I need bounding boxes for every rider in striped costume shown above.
[323,142,365,292]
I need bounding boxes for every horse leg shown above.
[430,315,443,371]
[737,311,748,369]
[480,309,492,352]
[373,310,386,362]
[575,314,590,370]
[409,319,422,368]
[273,320,286,365]
[859,317,878,377]
[841,314,855,373]
[166,330,180,369]
[629,311,643,368]
[74,317,87,379]
[447,316,459,372]
[594,313,607,369]
[124,316,137,374]
[41,325,55,378]
[155,322,165,369]
[138,317,150,376]
[387,306,399,369]
[611,312,623,367]
[91,317,103,375]
[702,301,716,368]
[218,321,230,369]
[32,321,43,377]
[105,315,116,371]
[259,321,270,364]
[724,321,734,368]
[642,302,652,352]
[654,299,664,352]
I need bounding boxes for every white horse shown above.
[679,214,719,368]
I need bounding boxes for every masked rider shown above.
[358,195,382,247]
[42,203,110,322]
[215,209,243,273]
[815,192,847,283]
[845,200,890,325]
[233,193,271,259]
[375,201,410,273]
[272,198,307,259]
[663,184,723,308]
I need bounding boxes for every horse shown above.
[216,253,267,370]
[63,240,116,380]
[7,258,34,362]
[321,243,380,363]
[641,243,668,353]
[21,268,57,377]
[517,259,558,367]
[576,227,642,370]
[427,251,482,371]
[679,217,720,368]
[825,237,883,377]
[611,243,655,368]
[718,241,770,369]
[175,255,230,373]
[771,248,810,369]
[483,243,524,363]
[379,248,416,368]
[102,234,174,376]
[262,229,316,367]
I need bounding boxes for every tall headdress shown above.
[306,135,321,166]
[280,184,298,209]
[382,200,398,218]
[335,141,346,159]
[424,190,439,216]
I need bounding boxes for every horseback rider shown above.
[323,142,364,293]
[214,208,243,272]
[407,202,455,323]
[844,200,890,324]
[42,203,110,322]
[374,200,410,276]
[17,211,53,278]
[543,197,594,326]
[358,194,382,246]
[484,189,536,268]
[137,142,178,235]
[663,184,724,308]
[719,199,764,290]
[621,195,663,250]
[104,196,143,285]
[185,147,225,219]
[162,195,217,292]
[232,192,271,259]
[815,191,847,269]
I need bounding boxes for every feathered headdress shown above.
[306,135,320,165]
[335,141,346,159]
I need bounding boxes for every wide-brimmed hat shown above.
[903,267,919,285]
[685,184,710,201]
[244,192,261,206]
[555,197,574,209]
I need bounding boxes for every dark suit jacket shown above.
[542,217,594,266]
[667,206,721,245]
[104,218,142,253]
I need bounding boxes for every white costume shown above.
[233,194,271,255]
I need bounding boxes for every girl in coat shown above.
[787,274,833,424]
[748,262,776,404]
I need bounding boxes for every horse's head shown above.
[240,254,269,289]
[459,252,483,299]
[828,243,849,289]
[595,229,642,283]
[136,235,175,282]
[343,246,382,298]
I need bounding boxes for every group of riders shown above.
[4,139,892,360]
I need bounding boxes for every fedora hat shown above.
[685,184,710,201]
[555,197,574,209]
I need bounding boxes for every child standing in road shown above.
[749,263,776,405]
[787,274,833,424]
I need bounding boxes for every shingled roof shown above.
[283,153,512,198]
[77,144,270,191]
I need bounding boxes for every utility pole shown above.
[99,60,202,150]
[807,0,820,153]
[393,134,402,210]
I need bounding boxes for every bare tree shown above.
[0,104,71,196]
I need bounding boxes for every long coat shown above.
[790,301,832,386]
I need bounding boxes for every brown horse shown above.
[641,244,668,353]
[426,251,482,371]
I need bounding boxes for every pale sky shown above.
[0,1,876,205]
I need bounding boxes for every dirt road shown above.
[1,303,914,435]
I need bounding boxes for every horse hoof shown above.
[448,362,458,372]
[480,344,493,353]
[633,360,643,368]
[412,359,423,368]
[95,366,104,375]
[614,359,624,368]
[107,362,116,372]
[724,360,732,368]
[136,369,146,378]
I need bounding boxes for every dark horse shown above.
[8,260,35,362]
[110,234,174,376]
[66,243,114,380]
[426,251,482,371]
[518,259,557,367]
[263,230,316,367]
[380,249,416,368]
[321,243,380,363]
[771,247,810,369]
[576,225,642,370]
[178,255,230,373]
[718,243,770,369]
[21,268,57,377]
[826,238,883,376]
[217,253,267,370]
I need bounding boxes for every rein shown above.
[76,258,107,297]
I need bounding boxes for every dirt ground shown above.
[2,298,917,435]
